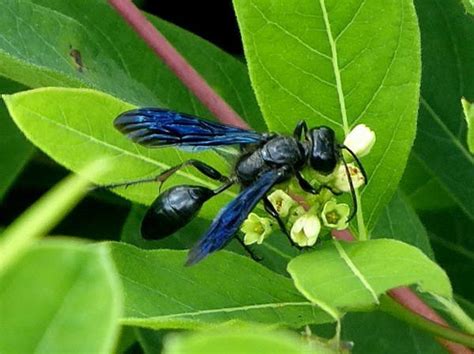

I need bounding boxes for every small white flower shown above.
[268,190,297,218]
[290,213,321,247]
[321,200,350,230]
[286,205,306,227]
[241,213,273,245]
[330,163,365,193]
[343,124,376,158]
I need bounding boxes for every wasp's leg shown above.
[340,154,358,221]
[157,159,229,185]
[339,144,368,183]
[295,171,318,194]
[235,235,263,262]
[263,197,302,250]
[293,120,308,140]
[93,175,161,191]
[97,160,229,191]
[295,171,342,196]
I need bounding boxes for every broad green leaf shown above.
[233,0,421,230]
[404,0,474,219]
[372,189,434,259]
[400,156,456,211]
[163,326,336,354]
[2,88,237,220]
[108,242,332,329]
[339,311,445,354]
[0,77,34,200]
[462,98,474,153]
[0,0,265,130]
[0,240,122,354]
[0,159,107,274]
[420,207,474,301]
[288,239,452,314]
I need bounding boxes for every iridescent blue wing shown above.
[186,169,282,266]
[114,108,264,148]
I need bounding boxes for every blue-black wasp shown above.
[109,108,367,265]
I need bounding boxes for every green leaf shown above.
[163,326,336,354]
[400,156,456,211]
[404,0,474,219]
[287,239,452,315]
[2,87,239,220]
[0,0,265,130]
[461,0,474,15]
[462,98,474,153]
[0,240,122,354]
[0,158,108,274]
[372,189,434,259]
[339,311,445,354]
[108,242,332,329]
[0,77,34,200]
[420,207,474,301]
[233,0,421,229]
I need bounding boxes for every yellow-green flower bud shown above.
[241,213,273,245]
[290,213,321,247]
[268,190,297,218]
[321,200,350,230]
[343,124,376,158]
[330,163,365,193]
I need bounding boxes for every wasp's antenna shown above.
[340,154,358,221]
[339,144,368,184]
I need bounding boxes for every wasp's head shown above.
[306,126,339,175]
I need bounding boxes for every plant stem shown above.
[431,294,474,335]
[109,2,471,352]
[380,295,474,351]
[331,232,472,353]
[107,0,249,129]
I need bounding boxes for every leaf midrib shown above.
[122,301,314,321]
[319,0,350,134]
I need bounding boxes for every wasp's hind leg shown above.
[157,159,229,186]
[263,196,303,250]
[96,159,230,192]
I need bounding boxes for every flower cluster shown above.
[240,124,375,248]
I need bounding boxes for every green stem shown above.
[380,296,474,348]
[431,294,474,335]
[354,190,367,240]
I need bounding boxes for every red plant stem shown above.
[107,0,249,130]
[332,230,471,353]
[108,2,469,352]
[388,288,472,353]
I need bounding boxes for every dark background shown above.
[141,1,244,56]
